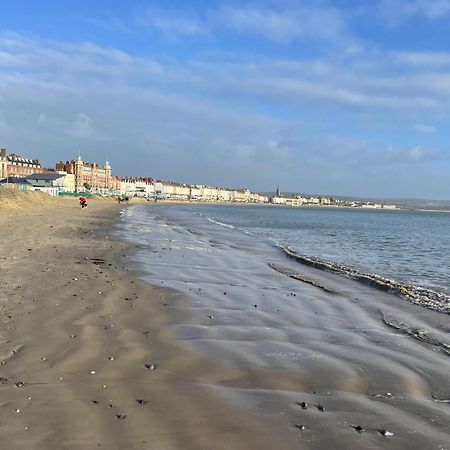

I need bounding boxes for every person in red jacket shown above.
[79,197,87,208]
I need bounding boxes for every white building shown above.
[120,178,154,197]
[25,173,66,196]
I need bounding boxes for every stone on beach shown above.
[379,429,394,436]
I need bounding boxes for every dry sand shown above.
[0,197,289,449]
[0,189,56,209]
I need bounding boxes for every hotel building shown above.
[55,156,117,193]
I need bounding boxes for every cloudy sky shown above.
[1,0,450,198]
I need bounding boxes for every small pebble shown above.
[316,404,325,412]
[136,399,148,405]
[298,401,307,409]
[116,414,127,420]
[144,363,157,370]
[295,424,305,430]
[353,425,364,433]
[379,429,394,436]
[90,370,96,374]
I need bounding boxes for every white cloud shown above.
[136,8,207,39]
[66,113,94,138]
[213,3,347,43]
[383,145,442,164]
[408,146,424,160]
[393,51,450,67]
[123,3,351,45]
[409,0,450,19]
[379,0,450,23]
[0,32,448,194]
[414,124,437,133]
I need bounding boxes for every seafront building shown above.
[0,146,397,208]
[270,185,302,206]
[24,173,67,196]
[56,172,76,193]
[55,157,120,194]
[0,151,7,179]
[0,148,48,179]
[151,181,269,203]
[119,177,154,197]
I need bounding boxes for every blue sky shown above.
[1,0,450,198]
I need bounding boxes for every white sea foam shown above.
[207,217,235,229]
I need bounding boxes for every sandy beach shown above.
[0,196,290,449]
[1,195,450,449]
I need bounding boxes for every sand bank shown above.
[0,189,58,209]
[0,199,289,449]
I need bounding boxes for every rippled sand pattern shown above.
[119,204,450,450]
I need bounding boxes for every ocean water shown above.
[188,204,450,296]
[116,199,450,448]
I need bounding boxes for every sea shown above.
[197,204,450,296]
[115,203,450,448]
[119,203,450,299]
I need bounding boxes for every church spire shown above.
[276,184,281,197]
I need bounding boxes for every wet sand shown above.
[117,203,450,450]
[0,200,291,449]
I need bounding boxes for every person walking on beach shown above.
[79,196,87,209]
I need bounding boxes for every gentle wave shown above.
[206,217,235,229]
[281,246,450,315]
[204,210,450,314]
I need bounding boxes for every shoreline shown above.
[2,198,450,449]
[119,202,450,449]
[281,246,450,313]
[0,199,289,449]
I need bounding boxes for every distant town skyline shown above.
[1,1,450,199]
